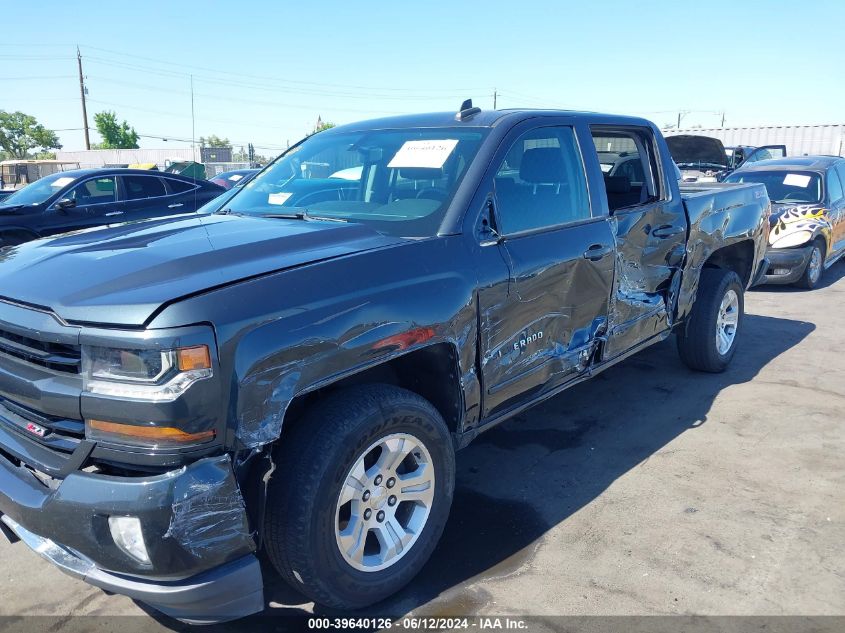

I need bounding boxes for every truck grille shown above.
[0,397,84,453]
[0,327,81,374]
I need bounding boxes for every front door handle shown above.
[583,244,613,261]
[651,224,684,238]
[168,203,184,209]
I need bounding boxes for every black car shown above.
[0,168,225,246]
[725,156,845,288]
[0,190,14,202]
[209,169,260,190]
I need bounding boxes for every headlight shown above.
[87,348,175,383]
[770,230,813,249]
[83,345,212,402]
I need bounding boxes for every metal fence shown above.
[205,162,252,177]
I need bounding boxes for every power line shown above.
[1,75,76,80]
[79,44,487,94]
[83,70,474,103]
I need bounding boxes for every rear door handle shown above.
[168,203,184,209]
[651,224,684,238]
[583,244,613,261]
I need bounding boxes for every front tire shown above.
[264,384,455,609]
[794,240,825,289]
[677,268,744,373]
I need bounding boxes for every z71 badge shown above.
[25,422,47,437]
[513,332,543,351]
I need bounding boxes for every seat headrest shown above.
[604,175,631,194]
[399,167,443,181]
[519,148,565,184]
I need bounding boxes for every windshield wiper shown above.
[261,209,347,223]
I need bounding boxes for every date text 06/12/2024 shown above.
[307,617,530,630]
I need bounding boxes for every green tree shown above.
[310,119,336,136]
[93,111,140,149]
[0,110,62,158]
[199,135,230,148]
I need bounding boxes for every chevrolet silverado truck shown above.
[0,105,770,623]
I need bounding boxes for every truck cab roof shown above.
[328,109,659,133]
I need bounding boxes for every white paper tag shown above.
[783,173,811,187]
[268,192,292,205]
[229,174,243,181]
[387,139,458,169]
[52,176,75,188]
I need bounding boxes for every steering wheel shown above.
[783,192,813,202]
[415,187,449,202]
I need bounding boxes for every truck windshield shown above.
[223,127,489,237]
[0,172,77,207]
[724,170,822,204]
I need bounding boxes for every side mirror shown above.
[55,198,77,212]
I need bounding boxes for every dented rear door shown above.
[588,125,688,359]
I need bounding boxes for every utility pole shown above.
[493,88,497,110]
[677,110,690,130]
[190,74,196,162]
[76,46,90,150]
[720,111,726,128]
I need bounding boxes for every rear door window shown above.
[590,127,662,212]
[122,175,167,200]
[164,178,196,194]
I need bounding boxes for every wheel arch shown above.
[281,342,465,441]
[701,239,756,288]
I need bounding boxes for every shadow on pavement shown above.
[144,310,815,631]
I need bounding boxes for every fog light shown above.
[772,268,791,276]
[108,516,150,564]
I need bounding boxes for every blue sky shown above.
[2,0,843,156]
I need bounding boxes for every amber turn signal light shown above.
[177,345,211,371]
[87,419,215,444]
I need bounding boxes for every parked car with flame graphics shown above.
[725,156,845,288]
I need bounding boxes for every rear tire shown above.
[794,239,825,289]
[264,384,455,609]
[677,268,744,373]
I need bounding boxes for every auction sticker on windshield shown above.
[268,192,293,205]
[51,177,75,188]
[387,139,458,169]
[783,173,811,187]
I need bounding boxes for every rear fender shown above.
[677,186,769,321]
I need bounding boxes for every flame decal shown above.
[769,205,830,246]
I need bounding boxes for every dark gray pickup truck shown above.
[0,105,770,623]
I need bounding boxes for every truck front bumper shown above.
[761,245,813,285]
[0,446,263,623]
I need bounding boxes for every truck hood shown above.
[0,214,401,327]
[665,135,728,168]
